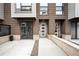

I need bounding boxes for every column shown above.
[62,20,71,40]
[33,18,39,40]
[48,18,55,39]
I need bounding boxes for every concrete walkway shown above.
[0,40,34,56]
[38,38,67,56]
[0,38,67,56]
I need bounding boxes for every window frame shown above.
[56,3,63,15]
[20,3,32,11]
[40,3,48,16]
[15,3,32,13]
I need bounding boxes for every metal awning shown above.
[69,17,79,22]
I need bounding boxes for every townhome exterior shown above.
[0,3,78,41]
[0,3,70,40]
[3,3,37,40]
[0,3,79,56]
[36,3,70,40]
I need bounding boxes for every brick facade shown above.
[3,3,71,40]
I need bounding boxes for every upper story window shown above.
[40,3,48,15]
[56,3,63,15]
[15,3,32,12]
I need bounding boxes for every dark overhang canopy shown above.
[69,17,79,22]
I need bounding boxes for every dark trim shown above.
[0,24,10,26]
[69,17,79,21]
[12,17,36,20]
[75,22,77,39]
[60,21,62,38]
[71,38,79,39]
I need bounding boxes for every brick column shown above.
[49,19,55,34]
[62,20,71,40]
[33,18,39,40]
[33,18,39,34]
[64,20,71,34]
[4,3,21,40]
[48,19,55,39]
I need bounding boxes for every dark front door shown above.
[55,21,62,38]
[21,22,33,39]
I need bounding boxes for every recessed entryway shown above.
[39,21,47,38]
[55,20,64,38]
[20,21,33,39]
[71,21,79,39]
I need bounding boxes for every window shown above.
[40,3,48,15]
[21,3,32,11]
[56,3,63,15]
[15,3,32,12]
[0,25,11,36]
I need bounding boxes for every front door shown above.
[39,22,47,38]
[55,21,62,38]
[21,22,33,39]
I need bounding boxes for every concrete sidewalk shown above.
[0,38,67,56]
[38,38,67,56]
[0,40,34,56]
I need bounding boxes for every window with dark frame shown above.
[56,3,63,15]
[15,3,32,12]
[21,3,32,11]
[40,3,48,15]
